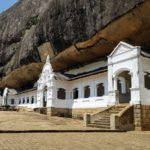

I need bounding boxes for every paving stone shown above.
[0,111,149,150]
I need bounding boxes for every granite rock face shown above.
[40,0,143,53]
[0,0,144,88]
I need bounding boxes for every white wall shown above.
[67,72,109,108]
[6,43,150,110]
[50,72,109,109]
[37,55,109,109]
[108,42,141,105]
[8,90,37,108]
[140,56,150,105]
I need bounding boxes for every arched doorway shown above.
[43,86,47,107]
[116,71,131,103]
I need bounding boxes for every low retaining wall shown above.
[34,107,70,117]
[0,106,17,111]
[34,107,103,119]
[34,107,48,115]
[50,107,69,117]
[70,108,104,119]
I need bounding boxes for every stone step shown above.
[95,119,110,122]
[111,108,124,110]
[94,121,110,126]
[114,105,126,107]
[109,111,120,114]
[113,107,126,110]
[114,107,125,109]
[101,115,110,118]
[96,117,110,120]
[88,123,110,129]
[98,118,110,122]
[87,105,129,129]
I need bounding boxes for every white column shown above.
[47,86,55,107]
[107,60,117,105]
[104,82,108,95]
[130,70,141,104]
[114,77,118,91]
[37,90,42,107]
[108,64,113,92]
[79,86,83,98]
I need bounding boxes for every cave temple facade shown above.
[1,41,150,130]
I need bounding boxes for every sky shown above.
[0,0,17,13]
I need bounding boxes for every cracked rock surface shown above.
[0,0,144,89]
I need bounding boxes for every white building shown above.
[2,42,150,119]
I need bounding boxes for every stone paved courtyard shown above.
[0,111,150,150]
[0,111,87,130]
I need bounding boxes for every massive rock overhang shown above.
[51,0,150,71]
[0,0,150,89]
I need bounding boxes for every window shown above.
[19,99,21,104]
[31,96,34,104]
[97,83,105,96]
[27,97,29,104]
[23,98,25,104]
[84,86,90,98]
[11,99,15,105]
[73,88,79,99]
[144,72,150,90]
[57,88,66,100]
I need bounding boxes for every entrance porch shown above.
[108,42,142,105]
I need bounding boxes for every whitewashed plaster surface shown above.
[4,42,150,109]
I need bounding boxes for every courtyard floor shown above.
[0,111,150,150]
[0,111,87,130]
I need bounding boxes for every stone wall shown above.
[142,105,150,130]
[49,107,69,117]
[34,107,47,115]
[134,104,150,131]
[49,107,103,119]
[69,108,104,119]
[134,104,142,130]
[117,105,134,131]
[0,106,17,111]
[34,107,103,119]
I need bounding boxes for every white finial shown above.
[46,55,50,63]
[45,55,53,72]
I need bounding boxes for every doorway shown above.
[117,71,131,103]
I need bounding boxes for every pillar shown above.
[113,77,119,104]
[130,71,141,104]
[90,85,95,97]
[134,104,142,130]
[79,86,83,98]
[84,114,91,127]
